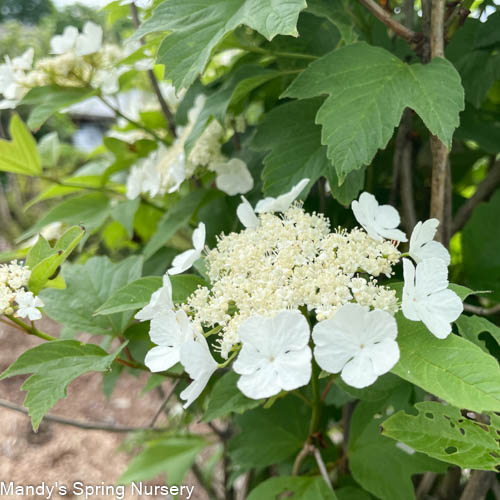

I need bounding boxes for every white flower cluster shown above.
[0,261,44,321]
[126,96,254,199]
[139,183,464,406]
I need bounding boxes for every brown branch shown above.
[459,470,495,500]
[416,472,438,499]
[292,442,313,475]
[130,4,177,138]
[0,398,164,433]
[191,462,222,500]
[464,303,500,316]
[149,380,179,427]
[452,160,500,235]
[357,0,417,43]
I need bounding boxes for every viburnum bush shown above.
[0,0,499,498]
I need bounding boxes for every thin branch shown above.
[452,160,500,235]
[357,0,417,43]
[191,462,222,500]
[312,446,334,491]
[149,380,179,427]
[463,303,500,316]
[292,442,312,475]
[459,470,495,500]
[0,398,164,433]
[416,472,438,499]
[130,4,177,138]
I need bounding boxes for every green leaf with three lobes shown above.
[381,402,500,471]
[283,43,464,182]
[131,0,306,89]
[247,476,338,500]
[119,436,208,484]
[252,97,364,204]
[27,226,85,294]
[203,371,262,421]
[0,340,125,430]
[94,274,207,316]
[40,255,143,335]
[0,114,41,175]
[21,85,96,129]
[392,313,500,412]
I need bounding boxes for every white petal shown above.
[365,338,400,375]
[214,158,254,196]
[134,278,173,321]
[269,310,310,354]
[254,178,309,213]
[413,240,450,265]
[341,350,378,388]
[75,22,103,56]
[192,222,206,251]
[236,196,259,229]
[377,227,408,242]
[180,371,213,409]
[168,249,200,275]
[415,258,449,296]
[237,363,282,399]
[362,309,397,344]
[402,258,419,321]
[144,345,180,372]
[375,204,401,230]
[409,220,437,253]
[149,311,181,346]
[275,347,312,391]
[233,342,270,375]
[50,26,78,54]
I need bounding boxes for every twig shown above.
[429,0,450,245]
[312,446,334,491]
[357,0,417,43]
[5,314,55,341]
[130,4,177,138]
[191,462,221,500]
[292,442,312,475]
[463,303,500,316]
[459,470,495,500]
[149,380,179,427]
[0,398,164,433]
[452,160,500,235]
[416,472,438,499]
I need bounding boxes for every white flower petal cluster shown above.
[313,303,399,388]
[50,22,103,57]
[352,192,407,242]
[135,273,173,321]
[233,310,312,399]
[402,258,463,338]
[0,48,34,109]
[0,261,43,320]
[409,219,450,265]
[169,223,206,275]
[185,203,400,357]
[255,178,309,213]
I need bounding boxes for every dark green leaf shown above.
[247,476,338,500]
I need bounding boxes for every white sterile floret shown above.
[50,26,79,54]
[236,196,259,229]
[135,273,173,321]
[351,192,407,242]
[75,22,103,57]
[255,178,309,213]
[233,310,312,399]
[15,291,44,321]
[402,258,463,339]
[144,309,197,372]
[169,222,206,275]
[179,332,218,408]
[312,303,400,388]
[214,158,254,196]
[409,219,450,265]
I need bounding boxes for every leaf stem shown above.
[5,315,56,341]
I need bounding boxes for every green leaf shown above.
[203,371,262,421]
[392,313,500,412]
[119,436,207,484]
[41,255,143,335]
[131,0,306,89]
[0,340,124,430]
[462,190,500,301]
[381,401,500,471]
[349,398,447,500]
[21,193,111,241]
[283,43,464,182]
[456,315,500,354]
[0,114,41,175]
[252,97,364,204]
[336,487,373,500]
[229,397,310,469]
[111,198,140,239]
[21,86,96,129]
[38,132,61,168]
[185,65,280,152]
[247,476,338,500]
[28,226,85,294]
[143,190,206,259]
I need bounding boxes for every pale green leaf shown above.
[247,476,338,500]
[119,436,207,484]
[381,401,500,471]
[38,132,61,168]
[111,198,140,239]
[0,114,41,175]
[131,0,306,89]
[283,43,464,181]
[392,313,500,412]
[0,340,124,430]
